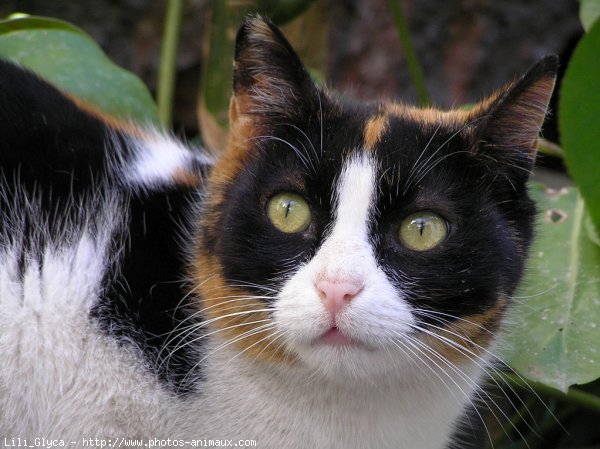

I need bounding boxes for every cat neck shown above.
[196,338,483,449]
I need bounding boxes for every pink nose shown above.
[316,280,363,322]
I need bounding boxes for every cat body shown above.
[0,16,556,449]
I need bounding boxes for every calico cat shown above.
[0,15,556,449]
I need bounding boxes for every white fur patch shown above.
[124,132,212,190]
[0,191,158,436]
[200,336,482,449]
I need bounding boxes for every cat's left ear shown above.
[229,15,320,132]
[469,55,558,185]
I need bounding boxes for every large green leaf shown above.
[505,185,600,392]
[0,15,159,125]
[559,20,600,238]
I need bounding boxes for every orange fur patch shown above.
[203,93,277,210]
[222,95,262,177]
[363,114,389,150]
[420,297,507,365]
[386,102,469,127]
[191,249,294,365]
[172,168,203,188]
[191,95,263,265]
[188,89,302,366]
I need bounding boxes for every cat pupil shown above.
[417,220,425,236]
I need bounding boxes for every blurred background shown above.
[0,0,582,142]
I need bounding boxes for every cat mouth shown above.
[314,327,366,348]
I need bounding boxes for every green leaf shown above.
[586,215,600,246]
[505,185,600,392]
[0,15,159,125]
[559,19,600,237]
[580,0,600,31]
[0,14,90,36]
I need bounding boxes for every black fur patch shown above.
[92,185,206,394]
[0,60,124,219]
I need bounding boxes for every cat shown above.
[0,14,557,449]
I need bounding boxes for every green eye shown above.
[399,212,448,251]
[267,192,312,233]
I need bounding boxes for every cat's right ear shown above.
[229,15,319,132]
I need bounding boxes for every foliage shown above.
[559,19,600,238]
[503,186,600,392]
[0,15,159,125]
[1,1,599,447]
[503,2,600,395]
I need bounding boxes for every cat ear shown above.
[469,55,558,185]
[229,15,319,131]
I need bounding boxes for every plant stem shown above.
[497,372,600,414]
[157,0,184,126]
[388,0,430,106]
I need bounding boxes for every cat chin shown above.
[289,337,421,382]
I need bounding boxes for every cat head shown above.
[192,16,557,380]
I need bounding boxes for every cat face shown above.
[193,16,557,378]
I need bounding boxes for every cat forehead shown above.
[361,103,472,150]
[246,98,475,176]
